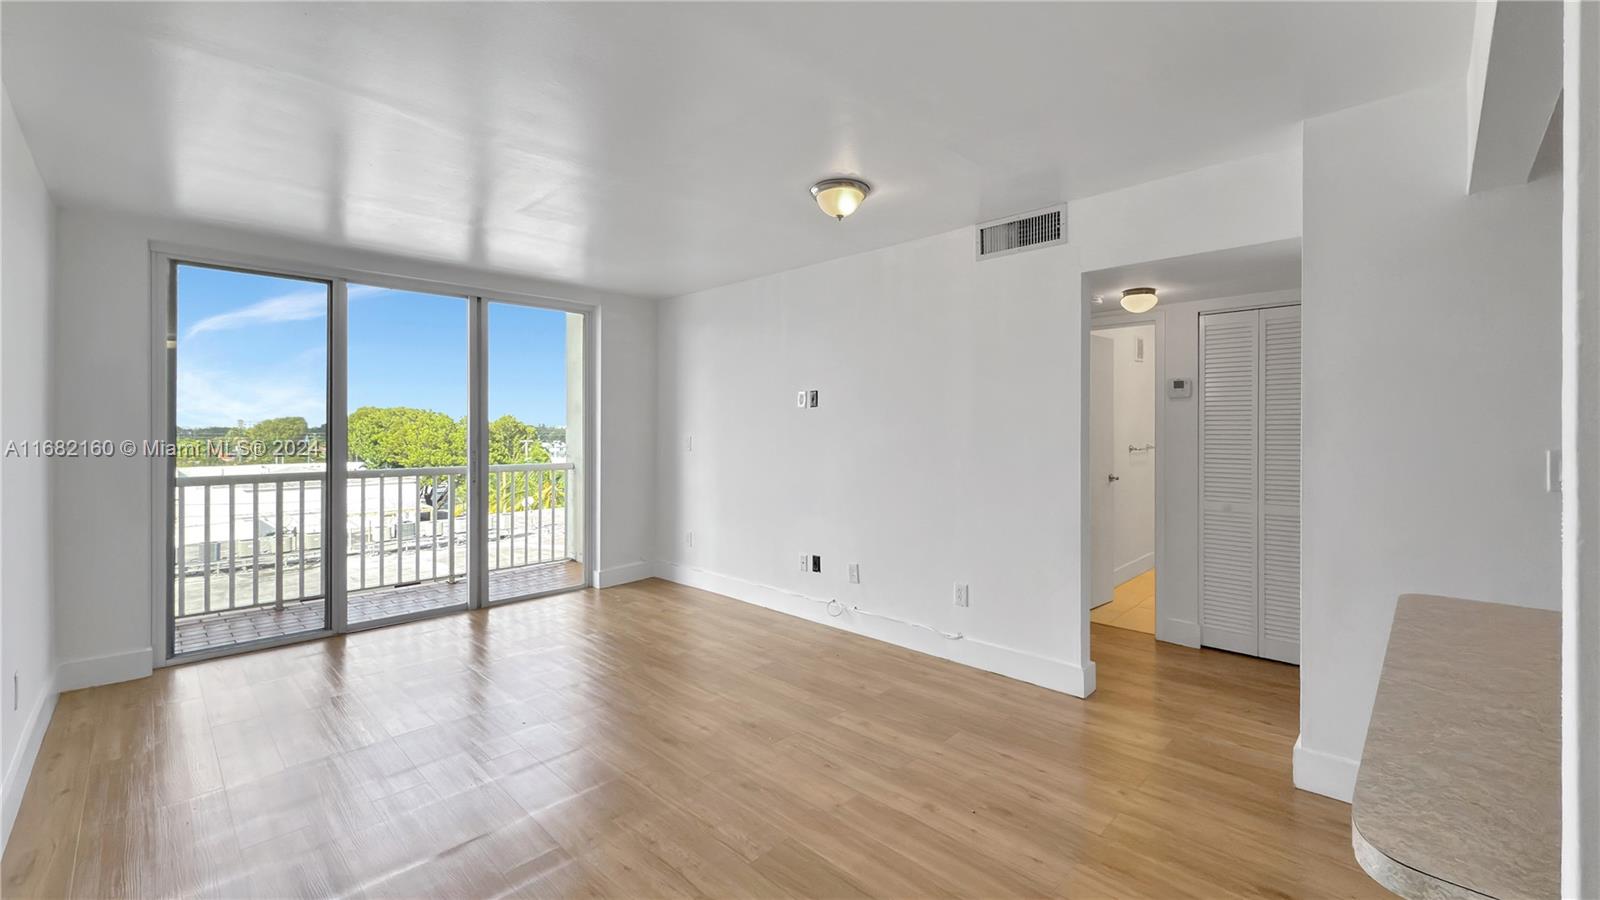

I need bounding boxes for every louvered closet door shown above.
[1199,310,1261,656]
[1258,306,1301,663]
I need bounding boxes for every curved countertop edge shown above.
[1352,820,1493,900]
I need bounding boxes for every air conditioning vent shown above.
[976,206,1065,260]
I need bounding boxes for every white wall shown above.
[1102,325,1156,582]
[1,90,57,845]
[1297,81,1562,801]
[49,207,657,687]
[655,148,1303,699]
[657,229,1094,695]
[1073,146,1303,274]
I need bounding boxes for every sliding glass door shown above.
[345,285,470,627]
[484,300,585,604]
[165,259,587,660]
[169,264,332,656]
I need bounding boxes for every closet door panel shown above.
[1259,306,1302,664]
[1199,310,1261,656]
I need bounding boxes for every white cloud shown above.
[174,284,436,425]
[183,284,386,339]
[185,288,327,339]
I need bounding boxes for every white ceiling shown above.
[2,2,1472,298]
[1085,238,1303,314]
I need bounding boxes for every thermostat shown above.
[1168,377,1193,398]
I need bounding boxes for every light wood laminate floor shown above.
[3,578,1376,899]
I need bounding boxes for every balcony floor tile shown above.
[173,560,584,656]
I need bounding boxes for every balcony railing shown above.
[173,462,574,620]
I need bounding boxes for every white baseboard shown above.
[1155,616,1201,647]
[655,562,1095,698]
[1113,554,1154,584]
[2,674,58,850]
[1293,734,1359,802]
[56,648,153,692]
[595,561,656,588]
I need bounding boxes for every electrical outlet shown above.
[953,583,970,607]
[686,531,694,548]
[801,552,810,572]
[811,555,822,573]
[796,390,807,408]
[848,563,860,584]
[686,434,694,452]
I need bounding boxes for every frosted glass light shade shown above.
[1120,287,1159,313]
[811,178,871,220]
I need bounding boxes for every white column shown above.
[1562,1,1600,895]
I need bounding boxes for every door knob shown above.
[1108,474,1120,483]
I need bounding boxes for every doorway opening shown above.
[1089,324,1158,635]
[1080,238,1304,672]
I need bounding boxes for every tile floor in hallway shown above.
[1091,569,1156,634]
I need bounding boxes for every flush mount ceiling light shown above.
[1120,287,1159,313]
[811,178,871,220]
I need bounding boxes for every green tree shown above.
[233,416,307,445]
[339,408,563,514]
[348,407,465,468]
[225,416,316,462]
[176,436,225,467]
[487,415,550,465]
[485,415,553,514]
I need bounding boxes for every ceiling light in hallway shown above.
[1121,287,1159,313]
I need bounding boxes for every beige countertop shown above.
[1352,594,1560,899]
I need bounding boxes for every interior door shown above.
[1199,309,1261,655]
[1258,305,1302,663]
[1090,333,1117,609]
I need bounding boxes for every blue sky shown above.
[175,265,569,429]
